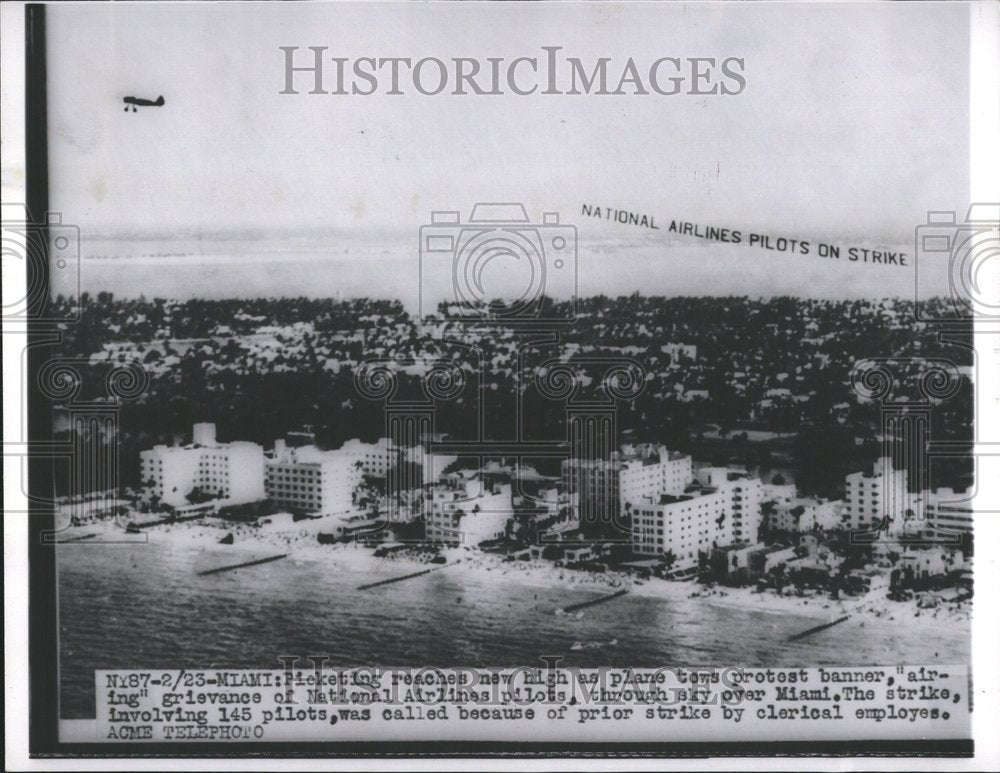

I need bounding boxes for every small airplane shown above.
[123,95,164,112]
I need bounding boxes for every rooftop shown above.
[759,544,796,555]
[715,541,753,552]
[658,493,693,505]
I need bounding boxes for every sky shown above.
[43,1,971,300]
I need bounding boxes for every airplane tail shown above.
[155,96,164,106]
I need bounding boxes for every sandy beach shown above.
[61,515,971,633]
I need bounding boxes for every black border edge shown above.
[21,0,973,761]
[27,739,978,759]
[26,0,59,758]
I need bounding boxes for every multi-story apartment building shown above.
[140,423,265,508]
[631,484,737,570]
[265,439,363,515]
[620,444,693,507]
[561,444,693,539]
[425,474,513,546]
[561,457,619,536]
[923,488,973,536]
[338,438,401,479]
[769,496,842,533]
[264,433,457,517]
[631,466,767,569]
[336,438,457,487]
[695,467,764,544]
[843,457,913,535]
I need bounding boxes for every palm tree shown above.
[662,549,677,572]
[186,486,212,505]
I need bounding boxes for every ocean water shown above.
[57,542,969,719]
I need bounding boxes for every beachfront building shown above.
[401,446,458,487]
[923,488,973,536]
[898,545,963,581]
[768,496,842,534]
[561,444,693,539]
[695,467,764,544]
[709,541,759,583]
[264,434,457,516]
[425,474,513,546]
[336,437,457,488]
[631,484,738,571]
[843,457,914,535]
[750,544,799,577]
[265,439,363,515]
[621,444,694,505]
[337,438,402,479]
[140,423,265,509]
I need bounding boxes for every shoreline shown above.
[59,516,970,633]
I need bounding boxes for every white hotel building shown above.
[620,444,694,508]
[264,436,453,515]
[631,467,762,570]
[631,487,736,570]
[561,444,693,535]
[923,488,973,536]
[338,438,457,487]
[337,438,400,479]
[425,475,513,546]
[695,467,764,544]
[140,423,265,508]
[265,439,363,515]
[843,457,914,535]
[769,496,843,533]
